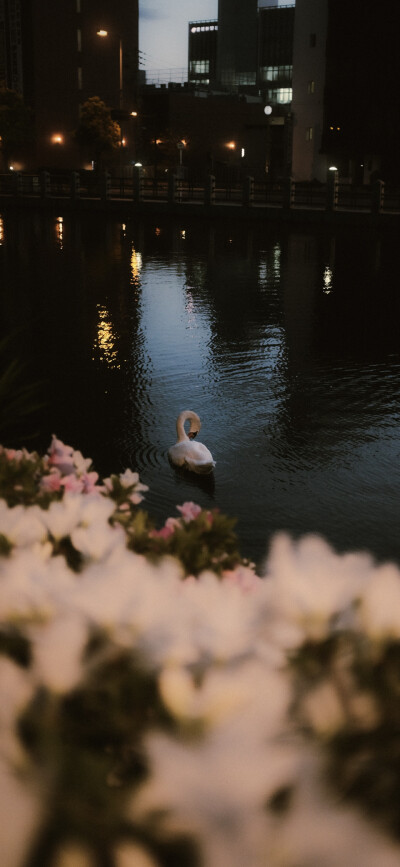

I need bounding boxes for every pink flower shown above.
[40,469,63,493]
[81,472,101,495]
[47,435,75,475]
[60,475,84,493]
[176,502,202,523]
[150,517,180,540]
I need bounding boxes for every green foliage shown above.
[119,508,243,576]
[0,447,43,507]
[75,97,121,163]
[291,631,400,841]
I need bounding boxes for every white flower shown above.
[0,500,47,549]
[0,549,75,623]
[71,520,124,561]
[0,756,43,867]
[72,449,92,474]
[357,562,400,640]
[0,658,34,731]
[263,533,373,644]
[272,749,400,867]
[159,660,290,737]
[0,658,35,766]
[30,613,89,694]
[114,843,158,867]
[300,680,346,736]
[41,494,86,540]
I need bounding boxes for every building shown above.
[188,21,218,88]
[0,0,139,170]
[186,1,295,179]
[258,2,295,179]
[290,0,328,181]
[217,0,258,89]
[291,0,400,183]
[139,84,269,182]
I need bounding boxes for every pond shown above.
[1,209,399,569]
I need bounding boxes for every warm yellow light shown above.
[226,141,236,150]
[155,139,163,145]
[97,29,108,37]
[130,111,138,117]
[121,137,127,146]
[51,134,64,144]
[180,139,187,147]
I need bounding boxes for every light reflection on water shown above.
[1,211,400,568]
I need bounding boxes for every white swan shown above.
[168,411,216,475]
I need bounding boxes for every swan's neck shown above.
[176,411,201,442]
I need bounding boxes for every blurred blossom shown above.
[2,438,400,866]
[0,501,47,549]
[357,563,400,640]
[0,757,43,867]
[114,843,158,867]
[30,614,88,694]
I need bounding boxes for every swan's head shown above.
[176,410,201,441]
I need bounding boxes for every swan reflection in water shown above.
[168,411,216,475]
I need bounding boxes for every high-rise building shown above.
[291,0,328,181]
[217,0,258,88]
[291,0,400,183]
[1,0,138,170]
[188,21,218,88]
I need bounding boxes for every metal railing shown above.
[1,170,399,218]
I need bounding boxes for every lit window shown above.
[260,65,292,83]
[307,80,315,94]
[190,60,210,74]
[267,87,292,104]
[306,127,313,141]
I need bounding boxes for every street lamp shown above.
[96,29,123,109]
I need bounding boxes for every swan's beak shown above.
[188,431,198,440]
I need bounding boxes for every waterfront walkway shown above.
[1,171,399,226]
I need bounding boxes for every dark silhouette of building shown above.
[0,0,138,170]
[292,0,400,183]
[217,0,258,89]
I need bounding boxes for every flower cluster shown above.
[2,439,400,867]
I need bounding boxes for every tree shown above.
[0,84,33,170]
[75,97,121,170]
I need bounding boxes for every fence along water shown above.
[0,170,399,219]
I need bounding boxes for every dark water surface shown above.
[1,210,399,568]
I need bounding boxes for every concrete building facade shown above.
[291,0,328,181]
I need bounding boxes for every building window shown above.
[307,80,315,94]
[306,126,313,141]
[77,66,82,89]
[77,28,82,52]
[190,24,218,33]
[76,0,81,11]
[260,65,292,83]
[189,60,210,74]
[267,87,293,104]
[310,33,316,47]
